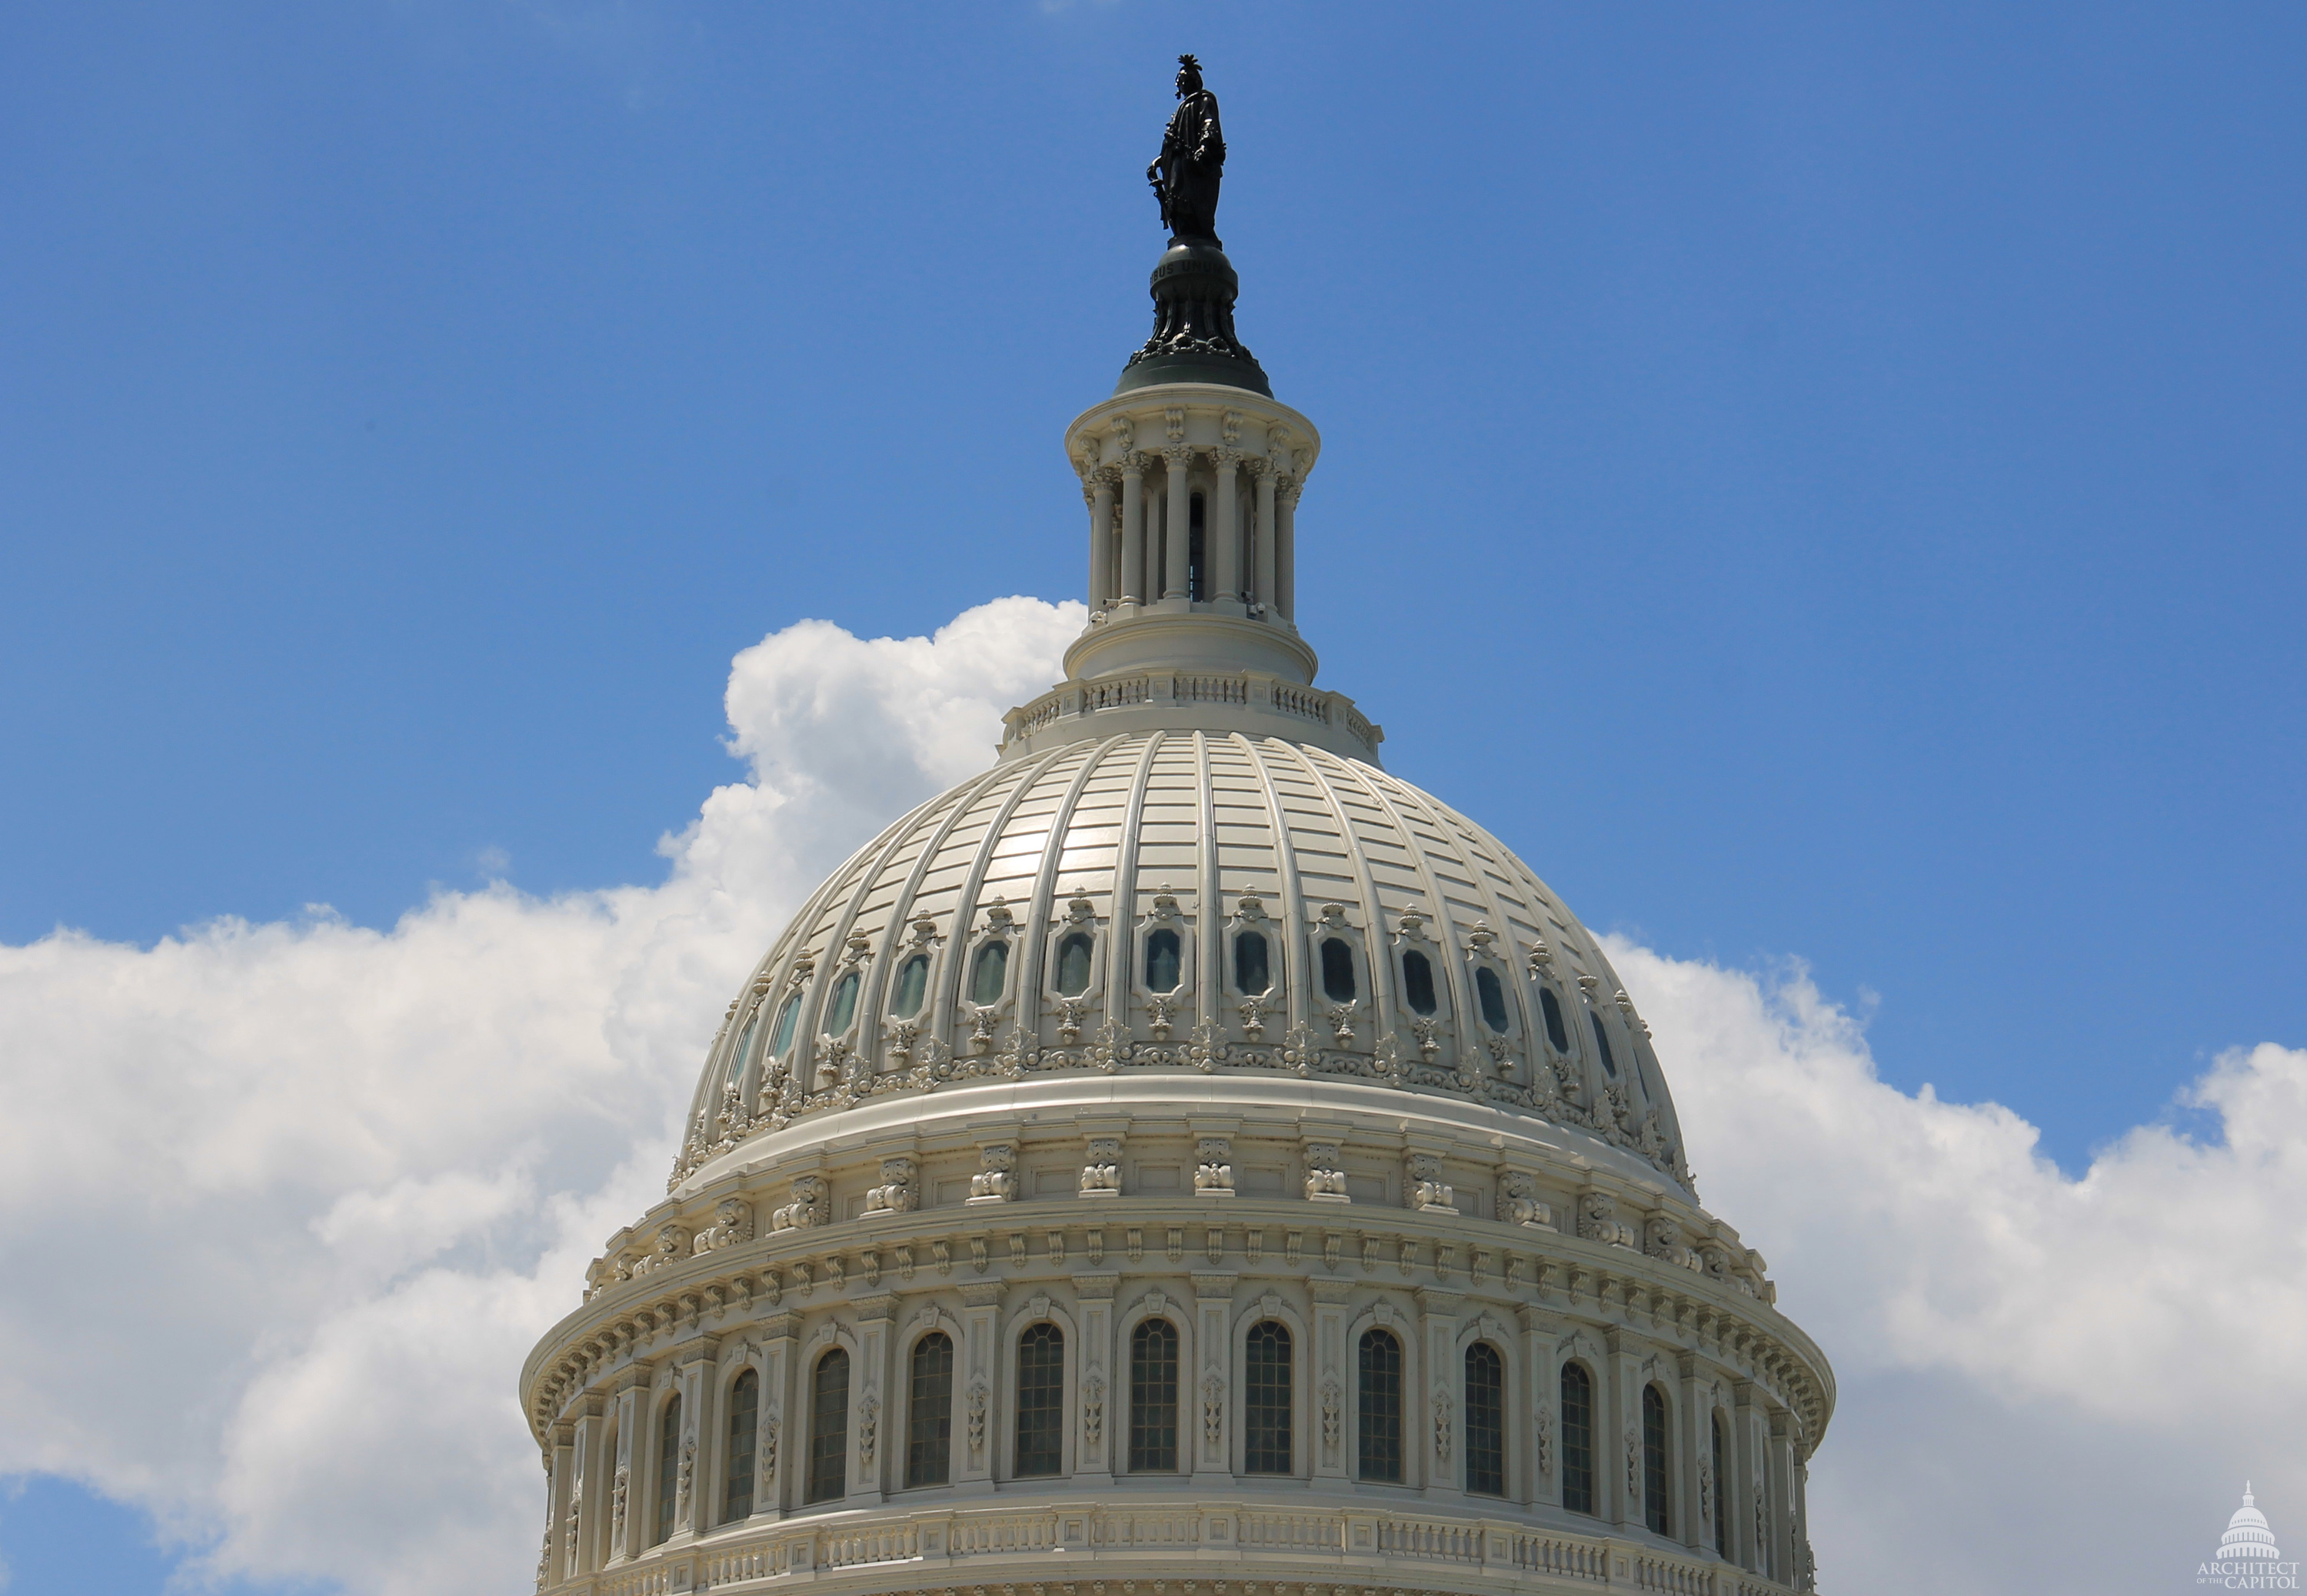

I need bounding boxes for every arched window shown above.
[724,1369,758,1524]
[1357,1328,1403,1483]
[891,953,929,1019]
[1144,928,1181,993]
[1590,1011,1619,1077]
[1243,1322,1292,1475]
[1054,933,1094,997]
[1476,967,1510,1033]
[1400,949,1439,1015]
[1321,938,1357,1003]
[1712,1411,1729,1555]
[769,993,802,1056]
[1233,930,1270,995]
[1643,1384,1671,1535]
[970,942,1007,1006]
[1463,1343,1505,1496]
[807,1348,849,1504]
[1560,1363,1596,1515]
[655,1392,682,1544]
[1128,1319,1179,1472]
[1014,1323,1065,1477]
[906,1333,953,1488]
[726,1016,756,1086]
[825,971,860,1036]
[1540,986,1569,1052]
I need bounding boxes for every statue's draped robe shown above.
[1157,90,1225,239]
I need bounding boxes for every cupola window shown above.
[1233,929,1270,995]
[1128,1318,1180,1473]
[1560,1363,1596,1515]
[1054,933,1094,997]
[891,953,929,1019]
[1401,949,1439,1016]
[1463,1343,1505,1497]
[907,1332,953,1488]
[724,1369,758,1523]
[770,993,802,1056]
[1540,986,1569,1052]
[655,1392,683,1544]
[1144,928,1182,993]
[1243,1321,1293,1475]
[1476,966,1510,1033]
[807,1348,850,1504]
[970,942,1007,1006]
[1590,1011,1619,1077]
[825,971,860,1036]
[1014,1323,1065,1478]
[1320,938,1357,1004]
[1357,1328,1403,1483]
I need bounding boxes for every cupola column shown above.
[1276,477,1300,620]
[1119,456,1147,607]
[1162,446,1193,600]
[1252,460,1277,611]
[1212,450,1241,603]
[1088,471,1117,609]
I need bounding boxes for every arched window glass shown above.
[1357,1328,1403,1483]
[1401,950,1439,1016]
[1476,967,1510,1033]
[1540,986,1569,1052]
[1144,928,1181,993]
[1321,938,1357,1003]
[1014,1323,1065,1478]
[724,1369,758,1524]
[1643,1384,1670,1535]
[825,971,860,1036]
[906,1333,953,1488]
[726,1016,756,1085]
[1463,1343,1505,1496]
[655,1392,682,1544]
[1054,933,1094,997]
[970,942,1007,1006]
[1590,1011,1619,1077]
[891,954,929,1019]
[1128,1319,1180,1472]
[1560,1363,1596,1515]
[770,993,802,1056]
[1233,930,1270,995]
[1712,1412,1729,1555]
[1244,1322,1292,1475]
[807,1348,849,1504]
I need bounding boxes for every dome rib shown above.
[1013,731,1130,1039]
[1228,730,1310,1032]
[1276,739,1404,1037]
[1099,730,1170,1031]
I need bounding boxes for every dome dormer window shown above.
[1475,966,1510,1033]
[1144,928,1182,993]
[1590,1011,1619,1077]
[824,972,860,1036]
[1054,933,1095,997]
[890,953,929,1019]
[769,992,801,1057]
[1320,937,1357,1004]
[1540,986,1570,1052]
[969,941,1008,1006]
[1233,929,1270,996]
[1401,949,1440,1016]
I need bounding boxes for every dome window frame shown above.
[1130,883,1196,1034]
[1304,902,1370,1043]
[1459,920,1527,1080]
[957,896,1021,1046]
[1040,889,1108,1018]
[1222,894,1283,1038]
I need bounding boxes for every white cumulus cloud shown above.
[0,590,2294,1596]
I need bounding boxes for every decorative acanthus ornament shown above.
[1405,1153,1455,1212]
[610,1462,630,1549]
[1083,1371,1107,1448]
[1201,1372,1225,1450]
[966,1378,989,1456]
[692,1198,753,1254]
[1576,1189,1637,1249]
[1090,1017,1131,1072]
[1193,1138,1235,1195]
[1080,1137,1122,1195]
[1303,1142,1349,1202]
[563,1485,581,1568]
[1187,1017,1227,1072]
[1536,1403,1554,1476]
[1320,1377,1343,1458]
[864,1157,918,1215]
[769,1176,827,1232]
[857,1392,880,1469]
[1433,1388,1453,1464]
[1145,990,1181,1040]
[1644,1214,1703,1272]
[968,1142,1018,1203]
[674,1432,695,1523]
[1626,1427,1643,1499]
[1699,1459,1716,1526]
[629,1224,688,1278]
[1500,1169,1553,1229]
[759,1406,781,1488]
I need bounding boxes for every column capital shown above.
[1161,444,1195,470]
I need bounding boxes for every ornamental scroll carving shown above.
[969,1143,1018,1202]
[769,1176,826,1232]
[864,1157,917,1215]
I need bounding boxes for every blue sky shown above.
[2,5,2302,1584]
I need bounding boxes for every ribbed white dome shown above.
[671,728,1694,1202]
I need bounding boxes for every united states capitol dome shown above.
[521,62,1829,1596]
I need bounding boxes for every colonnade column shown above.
[1212,449,1241,603]
[609,1371,644,1563]
[1677,1353,1709,1555]
[1276,477,1300,620]
[568,1397,605,1578]
[1088,471,1116,610]
[1162,446,1193,600]
[1118,456,1146,607]
[1252,460,1277,613]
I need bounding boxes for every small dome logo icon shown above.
[2219,1484,2283,1563]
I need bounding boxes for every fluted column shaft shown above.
[1163,447,1193,600]
[1088,474,1116,608]
[1277,480,1300,620]
[1118,458,1145,606]
[1213,451,1241,603]
[1253,461,1277,613]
